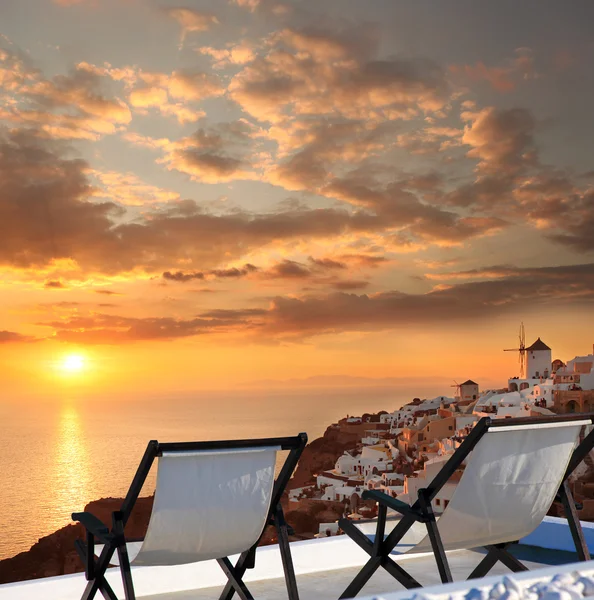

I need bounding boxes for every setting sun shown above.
[61,354,86,373]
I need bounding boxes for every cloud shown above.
[94,289,121,295]
[162,263,258,282]
[127,69,222,123]
[165,7,219,47]
[331,280,369,290]
[91,170,180,206]
[462,107,536,174]
[309,257,347,270]
[450,48,537,93]
[255,262,594,338]
[0,55,131,140]
[423,263,594,281]
[396,126,462,155]
[160,122,254,182]
[43,312,262,344]
[198,42,256,69]
[263,259,312,279]
[323,173,506,246]
[40,263,594,343]
[229,27,450,123]
[0,129,396,274]
[0,330,34,343]
[44,280,67,289]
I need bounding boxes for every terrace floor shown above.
[143,546,577,600]
[1,518,590,600]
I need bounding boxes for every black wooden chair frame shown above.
[72,433,308,600]
[338,414,594,599]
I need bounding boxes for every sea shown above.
[0,387,411,560]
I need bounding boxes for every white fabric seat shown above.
[99,447,278,566]
[131,447,278,566]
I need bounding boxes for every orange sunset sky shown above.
[1,0,593,398]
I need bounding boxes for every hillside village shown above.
[289,339,594,535]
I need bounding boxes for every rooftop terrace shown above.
[1,517,594,600]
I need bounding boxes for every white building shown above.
[557,352,594,390]
[526,338,552,379]
[458,380,479,402]
[399,455,459,512]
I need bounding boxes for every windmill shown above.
[504,322,526,378]
[451,380,461,399]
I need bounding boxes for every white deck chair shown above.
[338,415,594,598]
[72,434,307,600]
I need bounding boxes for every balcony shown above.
[1,517,593,600]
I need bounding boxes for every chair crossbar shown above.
[339,414,594,598]
[73,433,307,600]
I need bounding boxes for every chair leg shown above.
[486,544,528,573]
[98,582,119,600]
[113,514,136,600]
[467,547,499,580]
[380,555,422,590]
[418,490,452,584]
[218,550,253,600]
[339,556,382,600]
[275,504,300,600]
[559,480,590,561]
[338,511,421,598]
[218,557,255,600]
[81,545,117,600]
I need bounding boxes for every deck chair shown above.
[338,414,594,599]
[72,433,307,600]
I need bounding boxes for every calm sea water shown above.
[0,387,407,559]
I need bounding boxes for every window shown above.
[473,394,476,400]
[444,499,449,508]
[435,498,440,506]
[448,426,453,430]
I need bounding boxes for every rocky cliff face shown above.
[289,425,360,490]
[0,423,358,584]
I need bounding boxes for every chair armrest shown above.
[72,512,112,543]
[362,490,421,520]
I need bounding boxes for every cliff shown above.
[288,424,361,490]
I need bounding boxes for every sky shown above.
[0,0,593,397]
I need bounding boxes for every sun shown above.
[61,354,86,373]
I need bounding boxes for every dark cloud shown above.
[0,330,34,343]
[331,280,369,290]
[94,289,121,295]
[0,129,389,273]
[230,29,450,123]
[264,260,312,279]
[164,123,252,183]
[308,257,347,270]
[256,263,594,337]
[44,280,67,289]
[38,263,594,343]
[41,312,259,344]
[163,263,258,282]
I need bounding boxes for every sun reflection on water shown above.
[52,404,90,519]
